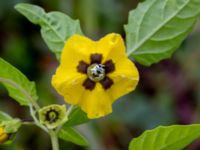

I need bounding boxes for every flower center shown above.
[46,109,59,123]
[87,64,105,82]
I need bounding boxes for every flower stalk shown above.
[49,130,59,150]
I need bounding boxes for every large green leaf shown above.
[129,124,200,150]
[0,58,38,106]
[59,126,88,146]
[64,107,89,127]
[125,0,200,66]
[15,3,83,59]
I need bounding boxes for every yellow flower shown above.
[0,127,9,144]
[52,33,139,118]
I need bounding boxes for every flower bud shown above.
[39,104,67,129]
[0,127,9,144]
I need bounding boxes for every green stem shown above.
[50,130,59,150]
[22,121,35,125]
[29,104,48,133]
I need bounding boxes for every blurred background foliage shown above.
[0,0,200,150]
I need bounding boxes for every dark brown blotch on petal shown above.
[104,60,115,74]
[83,78,96,90]
[90,53,102,64]
[77,61,89,74]
[100,76,114,90]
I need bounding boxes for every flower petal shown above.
[60,34,96,74]
[90,53,103,64]
[0,127,9,144]
[103,60,115,74]
[79,83,112,119]
[52,33,140,119]
[52,34,96,104]
[77,61,89,74]
[82,78,96,90]
[100,76,114,90]
[52,67,87,105]
[107,59,139,102]
[97,33,127,63]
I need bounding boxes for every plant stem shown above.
[50,130,59,150]
[22,121,35,125]
[29,104,48,133]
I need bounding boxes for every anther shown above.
[87,64,105,82]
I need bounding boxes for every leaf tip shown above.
[14,3,26,11]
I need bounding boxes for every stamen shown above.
[87,64,105,82]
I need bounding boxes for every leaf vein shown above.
[127,0,191,56]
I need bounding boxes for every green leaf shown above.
[15,3,83,59]
[15,3,45,25]
[0,111,12,121]
[125,0,200,66]
[0,58,38,106]
[129,124,200,150]
[64,107,89,127]
[3,119,22,133]
[59,126,88,146]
